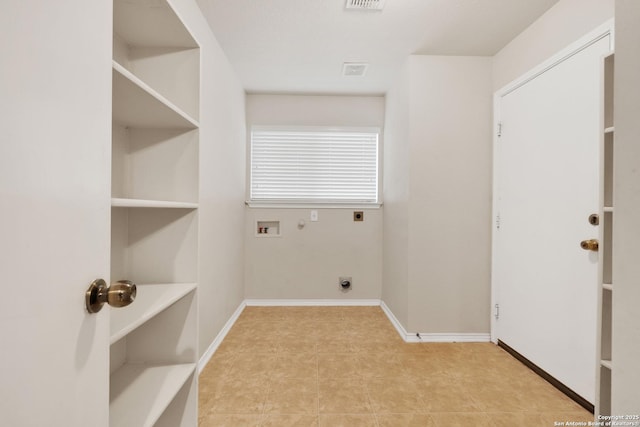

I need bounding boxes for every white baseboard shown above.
[244,298,381,307]
[380,300,490,343]
[198,300,246,374]
[406,333,491,343]
[380,300,409,340]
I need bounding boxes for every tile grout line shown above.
[260,375,269,426]
[260,331,278,427]
[360,354,380,427]
[316,340,320,427]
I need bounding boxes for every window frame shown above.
[247,125,382,208]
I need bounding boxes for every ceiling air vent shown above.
[342,62,369,77]
[345,0,386,11]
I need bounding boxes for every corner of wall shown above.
[186,0,248,359]
[381,59,411,329]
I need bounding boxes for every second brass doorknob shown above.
[86,279,137,313]
[580,239,599,252]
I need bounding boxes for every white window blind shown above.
[250,127,379,204]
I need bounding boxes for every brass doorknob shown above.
[85,279,137,313]
[580,239,599,252]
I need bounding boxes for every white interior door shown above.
[494,34,611,403]
[0,1,112,426]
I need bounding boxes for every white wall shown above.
[383,56,493,334]
[180,0,247,358]
[407,56,493,333]
[493,0,614,90]
[245,95,385,129]
[245,95,384,300]
[382,60,411,326]
[245,208,383,299]
[612,0,640,414]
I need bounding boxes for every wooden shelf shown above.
[602,283,613,291]
[112,62,199,129]
[110,363,195,427]
[111,283,197,344]
[603,206,614,213]
[604,126,615,134]
[111,198,198,209]
[601,359,612,370]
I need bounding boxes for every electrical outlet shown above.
[353,211,364,221]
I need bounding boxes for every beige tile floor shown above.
[199,306,593,426]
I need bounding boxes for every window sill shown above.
[245,201,383,209]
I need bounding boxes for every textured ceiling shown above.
[197,0,559,95]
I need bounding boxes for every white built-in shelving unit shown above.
[109,0,200,425]
[596,51,614,418]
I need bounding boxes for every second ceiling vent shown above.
[342,62,369,77]
[345,0,386,11]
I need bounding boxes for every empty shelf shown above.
[111,198,198,209]
[110,363,195,427]
[112,62,198,129]
[111,283,197,343]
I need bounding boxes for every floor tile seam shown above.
[197,395,217,422]
[255,412,268,427]
[318,412,381,415]
[257,414,321,427]
[319,412,380,427]
[438,381,488,413]
[371,411,382,427]
[275,348,319,355]
[318,408,377,416]
[362,373,383,425]
[462,390,522,413]
[259,365,275,418]
[316,346,321,419]
[364,377,433,415]
[317,379,376,416]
